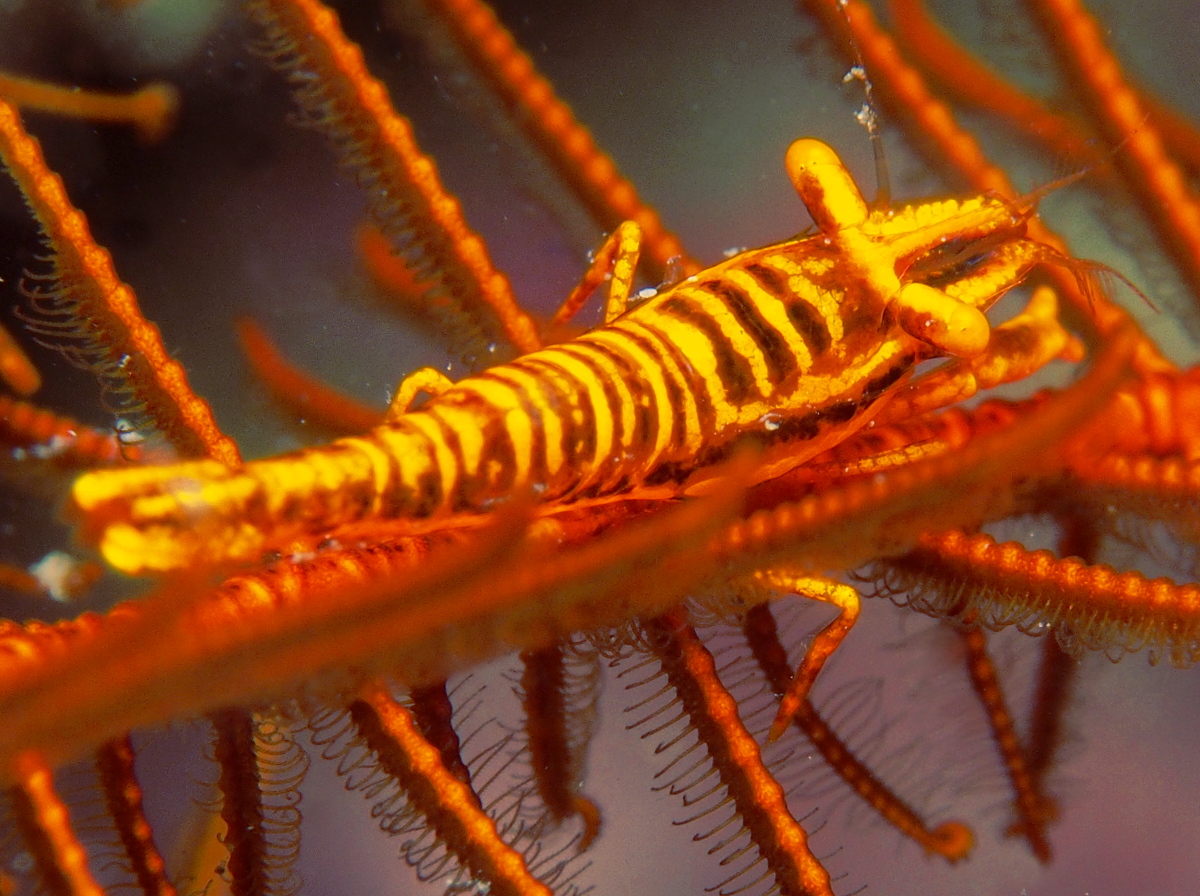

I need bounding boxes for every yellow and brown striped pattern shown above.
[72,140,1054,574]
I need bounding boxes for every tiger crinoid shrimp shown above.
[2,1,1200,895]
[70,132,1065,575]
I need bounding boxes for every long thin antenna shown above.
[837,5,891,208]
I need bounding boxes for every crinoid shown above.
[0,1,1198,895]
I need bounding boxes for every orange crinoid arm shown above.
[411,0,700,280]
[0,71,178,143]
[0,322,40,396]
[1027,0,1200,308]
[867,529,1200,667]
[245,0,542,365]
[0,98,239,466]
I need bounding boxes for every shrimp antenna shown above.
[836,9,891,208]
[1005,116,1159,312]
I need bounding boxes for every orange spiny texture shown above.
[0,2,1199,895]
[0,97,238,466]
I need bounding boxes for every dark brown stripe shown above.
[479,370,549,494]
[312,441,388,521]
[746,399,860,447]
[787,301,835,357]
[375,422,420,517]
[632,316,717,440]
[698,278,797,386]
[751,256,833,357]
[402,419,451,517]
[743,261,789,296]
[772,408,822,443]
[440,390,519,505]
[582,338,657,472]
[821,399,858,424]
[479,414,519,498]
[786,300,831,357]
[381,441,407,517]
[412,464,442,517]
[555,344,624,465]
[660,294,757,404]
[633,317,718,430]
[418,412,471,513]
[617,323,692,453]
[643,457,692,487]
[812,264,875,333]
[500,360,576,478]
[513,356,595,477]
[862,356,913,402]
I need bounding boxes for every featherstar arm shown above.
[0,97,239,465]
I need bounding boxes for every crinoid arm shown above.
[0,71,179,143]
[0,98,238,465]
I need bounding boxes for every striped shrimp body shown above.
[72,140,1058,575]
